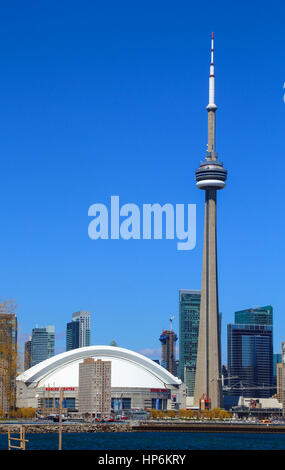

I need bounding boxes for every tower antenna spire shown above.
[206,32,217,159]
[208,32,216,108]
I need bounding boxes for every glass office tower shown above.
[66,320,80,351]
[235,306,273,326]
[66,311,91,351]
[179,290,201,395]
[31,325,55,367]
[227,324,273,398]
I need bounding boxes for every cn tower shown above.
[193,33,227,409]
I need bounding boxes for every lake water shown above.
[1,431,285,450]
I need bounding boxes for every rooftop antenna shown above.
[170,316,174,331]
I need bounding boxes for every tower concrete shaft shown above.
[193,33,226,409]
[194,189,222,408]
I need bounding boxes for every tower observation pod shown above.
[195,33,227,190]
[193,34,228,410]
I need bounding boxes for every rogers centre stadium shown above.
[16,345,186,414]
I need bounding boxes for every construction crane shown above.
[223,380,277,407]
[211,375,239,387]
[223,378,276,392]
[223,383,276,392]
[211,375,275,392]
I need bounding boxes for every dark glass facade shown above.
[235,306,273,326]
[66,311,91,351]
[179,290,201,395]
[42,397,76,411]
[66,321,80,351]
[227,324,273,398]
[151,398,168,410]
[31,326,55,367]
[111,398,131,410]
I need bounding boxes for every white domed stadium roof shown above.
[17,345,181,389]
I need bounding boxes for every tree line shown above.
[149,408,232,420]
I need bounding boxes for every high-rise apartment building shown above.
[159,329,178,376]
[66,311,91,351]
[277,362,283,403]
[282,342,285,416]
[78,358,111,416]
[0,312,17,414]
[24,337,32,371]
[227,323,273,398]
[179,290,201,395]
[273,353,282,388]
[31,325,55,367]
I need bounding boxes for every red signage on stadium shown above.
[150,388,168,393]
[45,387,75,391]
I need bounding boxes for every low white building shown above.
[16,345,186,413]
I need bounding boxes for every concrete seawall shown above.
[1,421,285,434]
[133,422,285,433]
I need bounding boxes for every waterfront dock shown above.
[132,422,285,433]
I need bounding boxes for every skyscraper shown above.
[66,320,80,351]
[66,311,91,351]
[282,343,285,416]
[227,305,274,397]
[276,362,283,403]
[24,336,32,371]
[273,353,282,388]
[227,323,273,398]
[159,325,178,377]
[31,325,55,367]
[0,312,17,414]
[179,290,201,395]
[235,306,273,326]
[78,358,111,417]
[193,34,227,409]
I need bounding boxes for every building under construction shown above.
[24,337,32,371]
[159,326,178,377]
[0,312,18,415]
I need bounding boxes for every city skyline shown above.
[15,300,280,374]
[0,2,284,366]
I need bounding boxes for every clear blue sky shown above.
[0,1,284,364]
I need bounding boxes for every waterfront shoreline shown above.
[134,423,285,433]
[1,422,285,434]
[0,423,131,434]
